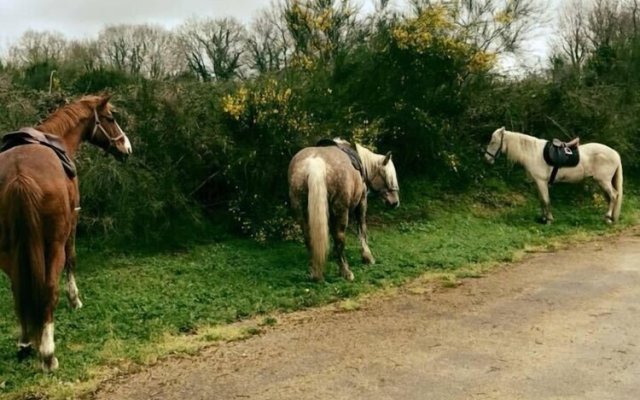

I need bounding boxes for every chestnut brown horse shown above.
[288,139,399,282]
[0,94,132,371]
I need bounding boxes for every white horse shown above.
[484,127,623,224]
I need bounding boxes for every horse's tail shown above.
[3,175,46,340]
[306,158,329,280]
[613,160,624,222]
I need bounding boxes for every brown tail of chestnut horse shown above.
[3,175,46,341]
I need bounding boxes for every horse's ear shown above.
[98,94,112,110]
[383,151,392,166]
[499,126,506,133]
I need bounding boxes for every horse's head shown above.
[368,151,400,208]
[485,127,506,164]
[88,95,132,160]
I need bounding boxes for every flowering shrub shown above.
[220,77,315,239]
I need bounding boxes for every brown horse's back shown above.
[0,146,74,222]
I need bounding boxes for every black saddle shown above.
[1,128,77,178]
[316,138,365,179]
[543,138,580,185]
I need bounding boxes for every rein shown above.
[91,109,124,146]
[485,129,505,160]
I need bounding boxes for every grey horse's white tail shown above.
[613,162,623,222]
[306,158,329,279]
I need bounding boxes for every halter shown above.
[485,129,505,160]
[91,108,125,146]
[368,170,399,194]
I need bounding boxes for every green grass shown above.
[0,183,638,398]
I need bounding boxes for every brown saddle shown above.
[0,127,77,178]
[552,137,580,148]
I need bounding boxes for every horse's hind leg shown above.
[355,196,375,265]
[291,196,314,275]
[8,253,34,360]
[596,177,617,223]
[534,179,553,223]
[65,227,82,309]
[16,319,33,361]
[331,210,354,281]
[40,241,65,372]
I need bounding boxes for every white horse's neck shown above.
[504,131,545,167]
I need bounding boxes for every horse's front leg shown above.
[534,179,553,224]
[331,210,354,281]
[355,195,375,265]
[65,223,82,310]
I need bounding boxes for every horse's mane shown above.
[36,96,105,137]
[355,143,398,188]
[505,131,543,165]
[355,143,380,173]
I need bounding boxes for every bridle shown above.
[368,170,399,195]
[91,108,125,146]
[485,129,505,160]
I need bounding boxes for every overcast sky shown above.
[0,0,562,70]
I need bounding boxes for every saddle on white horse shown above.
[543,138,580,185]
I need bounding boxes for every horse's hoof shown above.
[70,298,83,310]
[16,344,33,361]
[362,254,375,265]
[342,271,355,281]
[41,355,58,372]
[605,216,614,225]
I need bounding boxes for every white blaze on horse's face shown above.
[113,121,132,155]
[94,102,133,157]
[485,127,506,164]
[375,152,400,208]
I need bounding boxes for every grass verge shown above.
[0,183,638,398]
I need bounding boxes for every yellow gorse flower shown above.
[222,87,248,120]
[392,5,456,53]
[469,51,497,72]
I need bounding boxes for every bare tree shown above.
[587,0,622,49]
[98,25,132,72]
[177,18,248,81]
[245,5,293,74]
[555,0,591,70]
[445,0,548,55]
[282,0,360,66]
[97,24,182,78]
[8,30,67,65]
[64,39,101,72]
[586,0,640,47]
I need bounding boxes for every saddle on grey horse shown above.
[316,138,365,179]
[1,127,77,178]
[543,138,580,185]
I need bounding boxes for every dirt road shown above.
[95,233,640,400]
